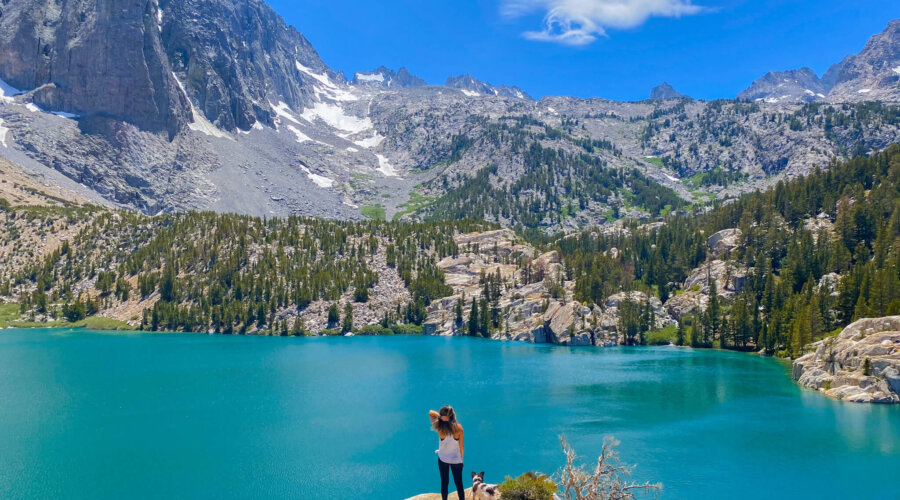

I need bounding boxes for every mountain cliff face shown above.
[0,0,191,136]
[159,0,335,132]
[0,0,897,232]
[0,0,337,135]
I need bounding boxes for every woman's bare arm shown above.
[429,410,439,424]
[456,424,464,459]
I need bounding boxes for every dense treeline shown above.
[560,144,900,356]
[6,136,900,356]
[428,139,684,238]
[9,212,495,334]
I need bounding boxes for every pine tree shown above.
[705,277,720,347]
[341,303,353,333]
[291,317,305,336]
[327,303,339,326]
[480,297,491,338]
[468,299,479,337]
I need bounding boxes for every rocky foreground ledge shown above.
[405,489,471,500]
[793,317,900,403]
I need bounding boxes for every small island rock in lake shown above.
[793,317,900,403]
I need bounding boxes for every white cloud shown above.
[502,0,704,46]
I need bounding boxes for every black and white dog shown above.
[471,471,500,499]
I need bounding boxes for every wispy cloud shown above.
[501,0,705,46]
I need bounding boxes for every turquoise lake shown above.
[1,329,898,499]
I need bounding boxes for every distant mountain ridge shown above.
[352,66,426,88]
[444,74,533,100]
[740,20,900,103]
[0,0,897,232]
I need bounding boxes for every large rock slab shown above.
[664,290,709,319]
[406,489,472,500]
[682,259,748,297]
[793,317,900,403]
[707,228,742,257]
[596,291,676,344]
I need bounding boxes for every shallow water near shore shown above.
[1,328,898,499]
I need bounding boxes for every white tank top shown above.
[438,432,463,464]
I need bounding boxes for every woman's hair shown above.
[433,405,458,437]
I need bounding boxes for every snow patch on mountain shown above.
[354,133,384,149]
[375,154,398,177]
[22,101,79,119]
[0,118,9,147]
[295,61,357,102]
[355,72,384,83]
[0,77,22,102]
[287,125,312,143]
[894,66,900,75]
[287,125,333,148]
[171,72,230,139]
[300,102,373,135]
[271,101,302,126]
[460,89,480,97]
[299,165,334,188]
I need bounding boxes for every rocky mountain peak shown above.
[649,82,684,100]
[738,67,827,103]
[739,19,900,103]
[825,19,900,102]
[444,74,532,100]
[351,66,426,88]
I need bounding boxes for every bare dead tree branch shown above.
[554,435,661,500]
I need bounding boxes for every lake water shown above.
[0,329,898,499]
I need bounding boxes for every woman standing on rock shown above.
[429,405,465,500]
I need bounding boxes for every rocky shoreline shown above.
[793,317,900,403]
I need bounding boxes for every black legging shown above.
[438,458,464,500]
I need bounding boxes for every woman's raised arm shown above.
[429,410,440,423]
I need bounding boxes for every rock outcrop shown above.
[793,317,900,403]
[405,489,471,500]
[707,228,742,257]
[664,290,708,320]
[423,230,676,346]
[663,258,747,319]
[681,259,748,297]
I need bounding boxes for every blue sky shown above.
[268,0,898,101]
